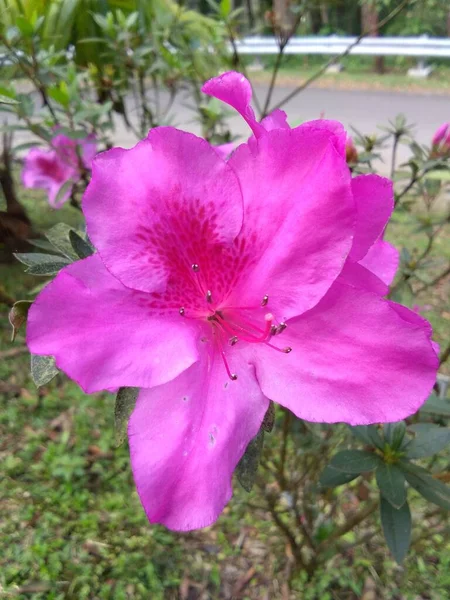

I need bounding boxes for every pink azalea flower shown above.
[22,133,96,208]
[431,123,450,158]
[27,72,438,531]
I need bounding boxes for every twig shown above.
[268,0,411,113]
[390,134,400,181]
[439,342,450,367]
[261,13,303,118]
[317,500,378,549]
[0,346,28,359]
[416,264,450,295]
[226,23,263,117]
[278,409,291,486]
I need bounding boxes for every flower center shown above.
[178,265,291,381]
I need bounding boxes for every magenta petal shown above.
[260,109,289,131]
[227,127,354,319]
[432,123,450,146]
[83,128,244,294]
[349,175,394,261]
[80,134,97,168]
[27,255,199,393]
[248,282,438,425]
[128,357,269,531]
[213,142,235,159]
[297,119,347,158]
[338,260,388,296]
[22,147,74,207]
[359,239,399,286]
[47,180,73,209]
[202,71,264,137]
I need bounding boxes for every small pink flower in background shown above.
[27,72,438,531]
[431,123,450,158]
[22,133,96,208]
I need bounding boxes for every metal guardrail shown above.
[233,35,450,59]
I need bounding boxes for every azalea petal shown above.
[22,148,62,188]
[359,239,399,286]
[213,142,235,159]
[202,71,265,137]
[349,175,394,261]
[27,255,200,393]
[47,179,73,209]
[247,282,438,425]
[299,119,347,158]
[128,357,268,531]
[80,134,97,168]
[227,126,354,319]
[260,108,289,131]
[83,128,244,294]
[338,260,388,296]
[432,123,450,146]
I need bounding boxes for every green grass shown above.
[248,57,450,95]
[1,186,450,599]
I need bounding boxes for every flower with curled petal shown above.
[27,72,438,531]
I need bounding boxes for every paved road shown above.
[112,84,450,172]
[8,83,450,173]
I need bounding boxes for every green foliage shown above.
[8,299,32,340]
[379,497,411,564]
[30,353,59,386]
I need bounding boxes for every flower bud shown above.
[431,123,450,159]
[345,136,358,165]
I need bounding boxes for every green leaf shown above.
[14,252,70,275]
[319,465,359,488]
[401,463,450,510]
[8,300,32,341]
[0,94,19,105]
[69,230,95,259]
[220,0,232,18]
[114,387,139,447]
[376,463,407,509]
[380,497,411,564]
[261,401,275,433]
[16,16,34,37]
[45,223,79,260]
[329,450,382,474]
[384,421,406,450]
[236,428,264,492]
[28,239,56,252]
[48,85,70,108]
[420,393,450,418]
[349,425,384,449]
[31,354,59,387]
[406,424,450,459]
[424,170,450,182]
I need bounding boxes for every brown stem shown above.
[278,408,291,486]
[416,264,450,295]
[226,25,262,117]
[261,12,303,118]
[0,346,28,359]
[0,287,15,307]
[268,0,411,113]
[439,341,450,367]
[264,490,306,571]
[0,35,59,123]
[317,500,378,550]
